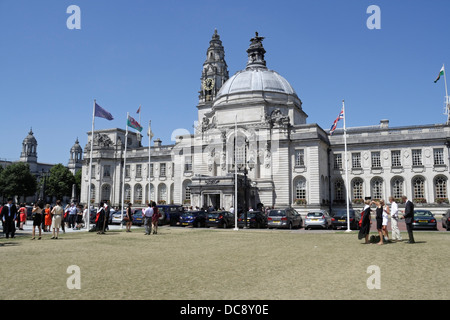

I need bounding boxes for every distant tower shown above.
[198,29,229,105]
[68,138,83,174]
[20,128,38,173]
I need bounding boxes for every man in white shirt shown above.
[143,203,154,235]
[389,196,402,241]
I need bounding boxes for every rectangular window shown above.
[391,150,401,167]
[136,164,142,178]
[103,165,111,177]
[352,153,361,169]
[333,153,342,170]
[125,165,130,178]
[412,149,422,166]
[148,164,154,178]
[371,152,381,168]
[434,148,444,165]
[160,163,166,177]
[185,156,192,172]
[295,149,305,167]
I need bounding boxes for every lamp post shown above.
[237,159,255,228]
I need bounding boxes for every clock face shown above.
[203,78,215,91]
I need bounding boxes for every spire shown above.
[246,32,267,70]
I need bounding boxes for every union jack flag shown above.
[329,107,344,135]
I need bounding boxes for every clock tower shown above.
[198,29,229,109]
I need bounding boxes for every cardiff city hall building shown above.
[80,31,450,215]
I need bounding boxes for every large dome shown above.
[213,32,300,107]
[216,68,298,98]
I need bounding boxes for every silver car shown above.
[304,210,332,229]
[267,208,302,229]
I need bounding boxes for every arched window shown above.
[391,177,404,199]
[124,184,131,203]
[434,175,447,201]
[158,184,167,203]
[352,178,364,202]
[412,176,425,201]
[134,184,143,204]
[293,177,307,204]
[90,184,96,203]
[371,177,383,200]
[334,179,345,203]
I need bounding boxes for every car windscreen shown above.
[269,210,286,217]
[307,212,324,217]
[333,210,355,217]
[414,211,433,217]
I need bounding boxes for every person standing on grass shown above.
[125,202,133,232]
[402,195,415,244]
[18,203,27,230]
[358,199,372,244]
[31,200,44,240]
[95,202,106,234]
[381,199,390,243]
[389,197,402,242]
[373,200,384,245]
[51,200,64,239]
[1,198,17,239]
[143,202,153,235]
[151,202,160,234]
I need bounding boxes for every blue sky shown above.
[1,0,449,165]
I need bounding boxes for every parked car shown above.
[179,211,207,227]
[304,210,332,229]
[157,205,185,226]
[331,209,359,230]
[111,211,126,225]
[442,209,450,231]
[205,211,235,228]
[131,209,144,226]
[267,208,302,229]
[237,211,268,228]
[412,210,437,230]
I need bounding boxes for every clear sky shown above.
[1,0,449,165]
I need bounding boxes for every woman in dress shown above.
[31,201,44,240]
[374,200,384,245]
[125,202,133,232]
[18,203,27,230]
[381,199,390,243]
[51,200,64,239]
[151,202,161,234]
[44,203,52,232]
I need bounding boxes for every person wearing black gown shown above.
[95,202,105,234]
[358,199,372,244]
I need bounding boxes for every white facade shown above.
[80,31,450,215]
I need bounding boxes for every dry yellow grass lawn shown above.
[1,227,449,300]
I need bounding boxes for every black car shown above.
[412,210,437,230]
[205,211,235,228]
[331,209,359,230]
[237,211,268,228]
[157,205,185,226]
[179,211,207,227]
[442,209,450,231]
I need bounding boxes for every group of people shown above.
[358,195,415,245]
[142,201,161,235]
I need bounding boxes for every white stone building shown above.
[80,31,450,214]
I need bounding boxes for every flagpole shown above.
[148,120,152,204]
[121,112,129,229]
[86,99,96,230]
[234,114,238,231]
[342,100,351,232]
[443,64,449,124]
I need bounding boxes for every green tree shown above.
[46,164,75,200]
[0,162,37,200]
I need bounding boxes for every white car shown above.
[304,210,332,229]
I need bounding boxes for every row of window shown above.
[294,175,449,204]
[332,148,445,170]
[91,163,172,179]
[89,182,173,204]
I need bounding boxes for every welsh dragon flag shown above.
[435,65,445,83]
[127,115,143,132]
